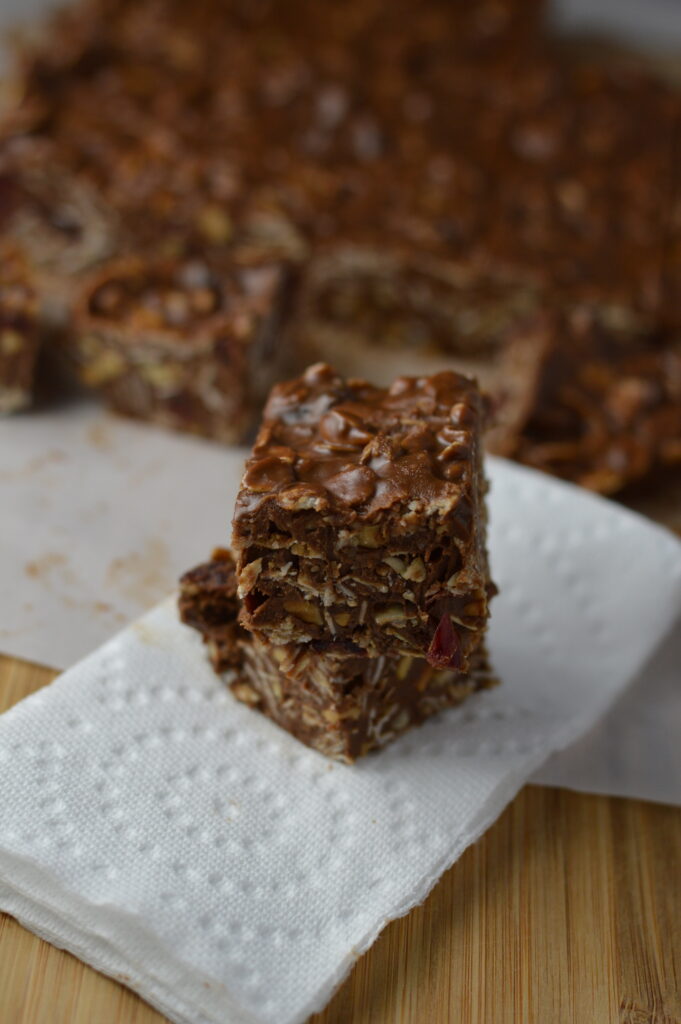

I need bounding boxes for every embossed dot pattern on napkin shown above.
[0,459,680,1024]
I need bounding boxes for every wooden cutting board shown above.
[0,652,680,1024]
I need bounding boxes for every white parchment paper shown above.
[0,398,245,668]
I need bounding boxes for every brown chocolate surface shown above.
[232,364,493,661]
[240,362,484,513]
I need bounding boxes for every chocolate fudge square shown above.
[232,363,493,666]
[69,253,297,443]
[237,636,497,763]
[179,549,497,763]
[511,310,681,493]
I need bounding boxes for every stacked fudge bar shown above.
[180,549,497,762]
[180,363,497,762]
[232,364,493,664]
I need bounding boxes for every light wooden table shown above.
[1,654,680,1024]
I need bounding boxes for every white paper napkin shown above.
[0,398,245,669]
[550,0,681,52]
[0,459,679,1024]
[535,623,681,805]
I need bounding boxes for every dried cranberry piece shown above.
[427,614,463,670]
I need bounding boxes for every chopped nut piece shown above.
[383,555,427,582]
[375,605,408,625]
[290,541,323,557]
[282,598,323,625]
[231,682,261,706]
[80,346,127,385]
[404,558,427,582]
[463,599,487,617]
[356,525,382,547]
[391,710,410,730]
[196,205,233,244]
[238,558,263,596]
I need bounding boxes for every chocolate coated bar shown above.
[232,364,494,665]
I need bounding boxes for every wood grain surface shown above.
[0,654,680,1024]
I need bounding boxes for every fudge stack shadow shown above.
[180,363,497,762]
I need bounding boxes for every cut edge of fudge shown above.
[237,635,498,763]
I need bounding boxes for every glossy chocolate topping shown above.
[237,362,484,520]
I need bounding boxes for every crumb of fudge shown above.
[178,548,247,672]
